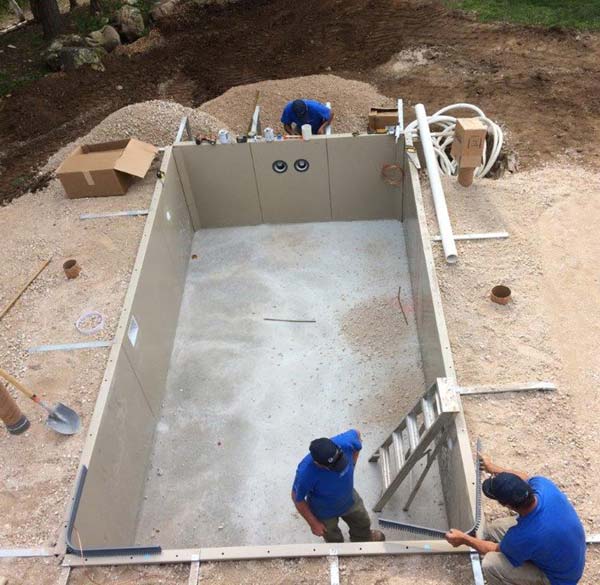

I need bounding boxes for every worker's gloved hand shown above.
[310,520,327,538]
[445,529,467,547]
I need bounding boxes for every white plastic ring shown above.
[75,310,105,336]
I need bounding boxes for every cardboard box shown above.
[56,139,158,198]
[368,107,399,131]
[451,118,488,168]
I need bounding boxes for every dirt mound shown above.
[43,101,227,172]
[199,75,392,135]
[2,0,600,203]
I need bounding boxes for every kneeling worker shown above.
[292,429,385,543]
[281,99,334,135]
[446,454,586,585]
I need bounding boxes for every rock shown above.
[150,0,177,20]
[115,5,145,42]
[86,30,104,47]
[87,25,121,52]
[45,43,106,72]
[59,34,85,47]
[101,25,121,51]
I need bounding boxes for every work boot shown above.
[370,530,386,541]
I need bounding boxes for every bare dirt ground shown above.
[2,0,600,200]
[2,83,600,584]
[422,163,600,584]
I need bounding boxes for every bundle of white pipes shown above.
[407,103,504,265]
[404,103,503,179]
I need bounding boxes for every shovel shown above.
[0,368,81,435]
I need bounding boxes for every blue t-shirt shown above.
[500,477,586,585]
[281,100,331,134]
[292,429,361,519]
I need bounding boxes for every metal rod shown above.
[328,550,340,585]
[470,551,485,585]
[587,533,600,544]
[458,382,556,396]
[431,232,509,242]
[175,116,193,143]
[0,548,55,558]
[28,340,113,354]
[57,566,71,585]
[188,558,200,585]
[250,106,261,137]
[415,103,458,264]
[325,102,332,136]
[263,318,316,323]
[397,286,409,325]
[395,98,404,143]
[80,210,149,220]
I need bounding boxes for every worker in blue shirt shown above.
[291,429,385,543]
[281,99,334,135]
[446,454,586,585]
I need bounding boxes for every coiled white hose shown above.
[404,103,503,179]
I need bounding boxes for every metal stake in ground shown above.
[0,368,80,435]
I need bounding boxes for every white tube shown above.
[415,104,458,264]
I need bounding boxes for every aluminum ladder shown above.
[369,378,461,512]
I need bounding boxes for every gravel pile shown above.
[198,74,393,135]
[43,100,227,172]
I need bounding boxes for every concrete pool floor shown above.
[135,220,449,547]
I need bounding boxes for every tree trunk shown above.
[29,0,41,23]
[33,0,62,39]
[89,0,101,15]
[69,0,78,11]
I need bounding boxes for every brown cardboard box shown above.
[451,118,488,168]
[56,138,159,198]
[368,107,399,132]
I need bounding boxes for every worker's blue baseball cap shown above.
[482,472,531,507]
[292,99,308,120]
[310,438,349,472]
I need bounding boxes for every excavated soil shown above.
[2,0,600,202]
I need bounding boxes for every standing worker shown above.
[291,429,385,543]
[445,454,586,585]
[281,99,334,135]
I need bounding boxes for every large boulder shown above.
[114,5,145,42]
[45,39,106,72]
[87,25,121,52]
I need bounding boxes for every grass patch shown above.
[0,69,45,96]
[446,0,600,30]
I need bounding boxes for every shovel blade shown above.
[46,403,81,435]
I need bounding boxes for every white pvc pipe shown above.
[415,104,458,264]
